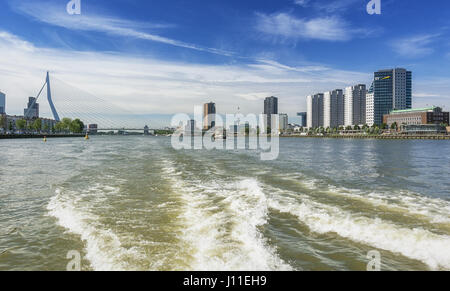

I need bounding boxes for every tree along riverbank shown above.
[280,134,450,140]
[0,134,85,139]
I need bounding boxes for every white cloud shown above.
[255,12,365,42]
[391,34,439,58]
[255,59,329,73]
[313,0,360,13]
[293,0,310,7]
[12,0,233,56]
[414,93,440,98]
[235,92,276,101]
[411,78,450,110]
[0,31,375,127]
[294,0,360,11]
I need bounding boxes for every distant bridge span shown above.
[30,72,153,130]
[97,128,154,131]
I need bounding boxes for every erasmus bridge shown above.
[28,72,156,132]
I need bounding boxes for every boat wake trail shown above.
[162,161,292,271]
[265,184,450,270]
[47,186,145,271]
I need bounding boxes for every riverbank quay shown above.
[0,134,85,139]
[280,134,450,140]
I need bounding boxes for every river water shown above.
[0,136,449,271]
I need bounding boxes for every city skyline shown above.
[2,1,450,275]
[306,67,416,128]
[0,0,449,125]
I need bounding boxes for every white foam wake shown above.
[268,194,450,270]
[162,161,291,271]
[47,187,143,271]
[216,179,292,271]
[327,185,450,224]
[281,174,450,224]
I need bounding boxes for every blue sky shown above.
[1,0,450,126]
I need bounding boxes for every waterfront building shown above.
[297,112,307,127]
[24,97,39,119]
[324,89,344,128]
[291,124,303,132]
[279,113,288,132]
[372,68,412,125]
[403,124,447,135]
[228,125,238,136]
[383,106,449,127]
[2,114,58,133]
[238,122,250,135]
[0,91,5,114]
[0,113,5,133]
[366,83,375,126]
[307,93,324,128]
[345,85,366,126]
[5,115,24,132]
[203,102,216,130]
[41,118,57,132]
[185,119,198,136]
[264,96,278,130]
[88,124,98,134]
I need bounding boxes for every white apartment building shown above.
[344,84,366,126]
[279,113,288,132]
[366,91,375,126]
[307,93,324,128]
[324,89,344,128]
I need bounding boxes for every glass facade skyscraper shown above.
[24,97,39,118]
[264,96,278,130]
[373,68,412,126]
[297,112,307,127]
[0,91,5,114]
[203,102,216,130]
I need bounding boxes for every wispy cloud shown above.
[11,0,234,56]
[0,31,373,124]
[235,92,275,101]
[390,34,440,58]
[413,78,450,109]
[294,0,360,11]
[414,93,441,98]
[255,12,368,42]
[312,0,361,13]
[293,0,310,7]
[254,59,329,73]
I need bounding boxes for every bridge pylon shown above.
[25,71,60,122]
[46,72,60,122]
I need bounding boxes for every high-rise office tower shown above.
[372,68,412,125]
[307,93,324,128]
[203,102,216,130]
[185,119,197,135]
[24,97,39,118]
[324,89,344,128]
[264,96,278,130]
[279,113,288,132]
[297,112,307,127]
[0,91,5,114]
[344,84,366,126]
